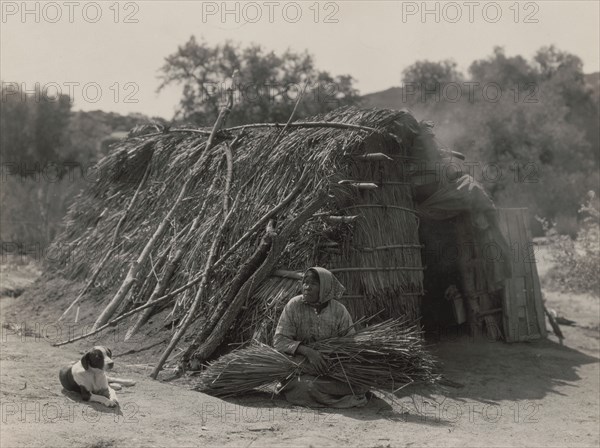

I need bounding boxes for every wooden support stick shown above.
[149,205,232,379]
[318,241,340,247]
[340,292,424,299]
[189,193,327,364]
[149,76,240,378]
[58,162,152,322]
[273,269,302,280]
[358,244,424,252]
[329,266,425,273]
[123,120,386,141]
[340,204,417,215]
[53,163,308,347]
[224,121,382,134]
[323,215,360,223]
[123,172,224,341]
[353,153,393,161]
[222,143,234,214]
[92,177,192,331]
[338,181,378,190]
[272,79,309,146]
[92,72,239,332]
[180,220,277,364]
[53,290,178,346]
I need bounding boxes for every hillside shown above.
[363,72,600,110]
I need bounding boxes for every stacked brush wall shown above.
[319,133,424,322]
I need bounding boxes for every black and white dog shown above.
[59,346,135,407]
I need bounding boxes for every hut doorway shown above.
[419,215,466,339]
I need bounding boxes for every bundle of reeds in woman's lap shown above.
[194,318,439,397]
[192,344,300,397]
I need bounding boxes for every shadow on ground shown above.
[425,334,599,404]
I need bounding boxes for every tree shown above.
[452,47,598,223]
[469,46,536,89]
[399,60,465,112]
[396,47,598,230]
[0,83,72,174]
[401,59,463,86]
[157,36,361,126]
[534,46,599,161]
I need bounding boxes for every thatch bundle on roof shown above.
[51,105,500,376]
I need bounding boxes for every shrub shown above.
[543,191,600,295]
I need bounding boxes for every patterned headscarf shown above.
[304,267,346,304]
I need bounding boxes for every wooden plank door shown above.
[498,208,547,342]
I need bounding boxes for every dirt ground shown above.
[1,248,598,448]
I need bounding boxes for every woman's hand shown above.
[297,345,328,375]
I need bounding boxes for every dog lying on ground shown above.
[59,346,135,407]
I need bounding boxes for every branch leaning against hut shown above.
[123,220,202,341]
[91,160,201,331]
[271,79,309,147]
[124,131,247,341]
[92,73,238,331]
[149,74,241,379]
[58,161,153,322]
[53,288,177,346]
[180,219,277,366]
[223,121,383,135]
[121,120,381,142]
[123,179,219,341]
[188,191,328,365]
[52,170,311,347]
[149,193,237,379]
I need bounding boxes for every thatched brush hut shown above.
[48,106,521,373]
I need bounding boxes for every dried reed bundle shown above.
[311,319,439,393]
[195,318,438,397]
[194,343,299,397]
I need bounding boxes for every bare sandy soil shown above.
[1,248,598,447]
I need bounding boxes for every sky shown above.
[2,0,599,119]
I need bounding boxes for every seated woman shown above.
[273,267,368,408]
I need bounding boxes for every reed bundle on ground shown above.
[194,318,439,397]
[193,343,301,397]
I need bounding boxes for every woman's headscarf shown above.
[304,267,345,304]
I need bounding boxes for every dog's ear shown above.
[81,352,90,370]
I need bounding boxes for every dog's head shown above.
[81,346,114,371]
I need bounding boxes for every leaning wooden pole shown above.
[122,165,230,341]
[58,162,152,322]
[148,75,238,378]
[188,193,327,363]
[92,73,238,331]
[149,203,233,379]
[52,172,312,347]
[180,220,277,363]
[124,127,247,341]
[92,177,193,330]
[124,202,209,340]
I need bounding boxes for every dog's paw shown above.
[106,399,119,408]
[109,383,122,391]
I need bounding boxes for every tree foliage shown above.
[402,59,463,86]
[398,46,599,231]
[0,85,154,246]
[0,84,73,174]
[157,36,361,126]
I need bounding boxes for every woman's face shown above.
[302,272,320,303]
